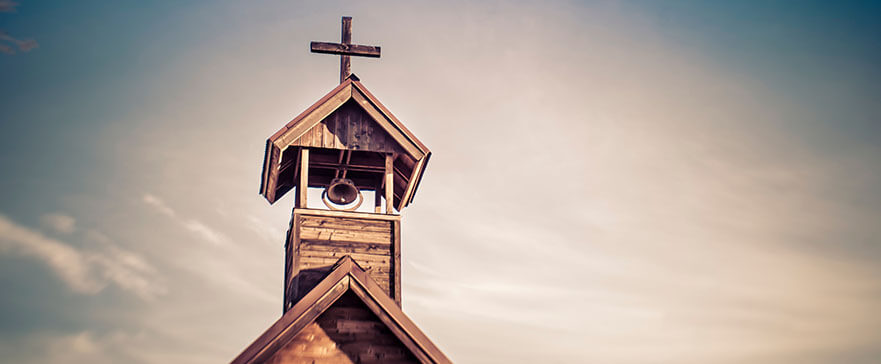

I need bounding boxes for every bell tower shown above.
[259,17,430,312]
[233,17,449,364]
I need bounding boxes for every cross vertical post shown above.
[311,16,381,84]
[340,17,352,84]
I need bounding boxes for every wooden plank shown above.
[298,227,391,244]
[310,41,382,57]
[398,156,425,211]
[300,240,391,254]
[393,219,401,307]
[300,213,392,225]
[275,83,352,147]
[300,249,391,262]
[262,142,281,202]
[327,102,400,154]
[300,220,390,233]
[295,149,309,208]
[385,154,394,214]
[334,105,347,149]
[351,89,423,159]
[299,216,392,232]
[351,81,430,154]
[322,116,333,148]
[298,255,349,267]
[354,105,364,150]
[374,180,383,213]
[295,208,400,221]
[300,251,391,265]
[287,209,302,310]
[299,254,389,267]
[339,17,351,83]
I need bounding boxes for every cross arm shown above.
[311,42,381,58]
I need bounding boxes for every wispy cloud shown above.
[0,1,38,55]
[40,212,77,234]
[0,30,37,55]
[0,0,18,13]
[142,194,176,217]
[143,193,229,246]
[0,214,165,299]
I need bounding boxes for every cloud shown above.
[142,194,176,217]
[243,214,284,245]
[142,193,229,246]
[40,213,77,234]
[0,330,154,364]
[0,30,38,54]
[0,0,17,13]
[0,214,165,299]
[181,220,228,246]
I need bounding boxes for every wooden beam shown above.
[393,219,401,307]
[295,207,400,222]
[339,17,351,83]
[333,150,345,179]
[341,150,352,179]
[399,154,428,211]
[295,149,309,208]
[374,179,382,213]
[262,143,281,203]
[385,154,394,214]
[309,17,382,83]
[310,42,381,58]
[310,161,384,173]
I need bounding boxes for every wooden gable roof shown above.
[231,256,452,364]
[260,76,431,211]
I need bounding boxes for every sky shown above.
[1,0,880,363]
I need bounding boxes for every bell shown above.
[326,178,360,205]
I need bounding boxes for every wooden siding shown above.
[267,292,418,364]
[286,209,401,310]
[292,101,405,155]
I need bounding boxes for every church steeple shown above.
[257,17,431,313]
[232,16,449,364]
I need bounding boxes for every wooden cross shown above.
[311,17,381,84]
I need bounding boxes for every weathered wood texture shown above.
[232,257,452,364]
[267,292,418,364]
[260,79,431,211]
[310,16,381,84]
[291,101,405,155]
[310,42,381,57]
[286,209,401,310]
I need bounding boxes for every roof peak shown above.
[230,254,451,364]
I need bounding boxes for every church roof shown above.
[230,256,452,364]
[260,76,431,211]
